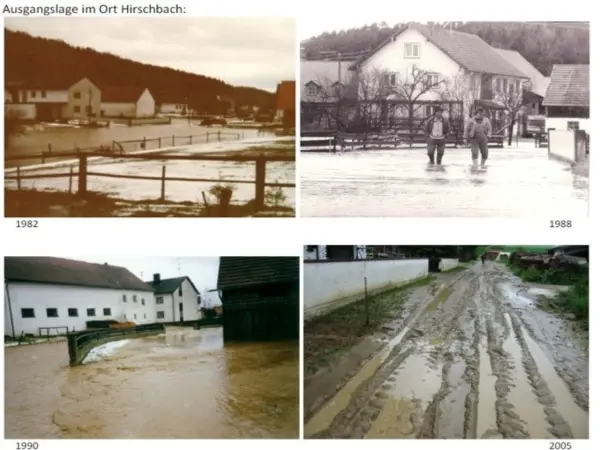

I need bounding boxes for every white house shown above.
[4,257,156,338]
[301,60,353,102]
[100,86,155,118]
[348,23,529,124]
[146,274,201,323]
[158,102,188,115]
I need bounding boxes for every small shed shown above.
[217,257,299,341]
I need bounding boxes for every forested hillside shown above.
[4,29,275,112]
[302,22,589,76]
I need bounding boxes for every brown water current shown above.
[304,263,588,439]
[5,327,299,439]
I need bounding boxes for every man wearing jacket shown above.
[425,107,449,165]
[464,108,492,167]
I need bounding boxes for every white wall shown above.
[4,282,154,337]
[439,258,459,271]
[101,102,136,117]
[304,259,429,319]
[159,103,185,114]
[153,279,200,323]
[18,89,68,103]
[136,89,155,117]
[5,103,36,120]
[548,129,576,162]
[546,117,590,133]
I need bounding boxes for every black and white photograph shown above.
[299,21,589,217]
[303,246,588,439]
[4,256,300,438]
[4,17,296,217]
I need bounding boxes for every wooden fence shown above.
[301,130,504,152]
[6,150,295,212]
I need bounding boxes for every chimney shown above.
[153,273,160,285]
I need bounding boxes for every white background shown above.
[0,0,597,448]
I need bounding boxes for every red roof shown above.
[102,86,150,103]
[275,80,295,111]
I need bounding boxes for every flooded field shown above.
[300,145,588,217]
[4,137,295,207]
[5,327,299,439]
[304,263,588,439]
[6,119,264,158]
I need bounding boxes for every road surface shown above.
[5,327,299,439]
[300,145,588,217]
[304,263,588,439]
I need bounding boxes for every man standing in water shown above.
[425,107,449,165]
[464,108,492,167]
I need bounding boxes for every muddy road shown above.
[304,263,588,439]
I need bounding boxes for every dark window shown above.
[74,91,81,99]
[122,294,127,302]
[141,298,145,305]
[30,90,36,98]
[87,308,96,317]
[103,308,111,316]
[144,313,147,319]
[133,295,137,303]
[157,311,165,319]
[134,314,137,319]
[156,296,164,305]
[68,308,78,317]
[46,308,58,318]
[74,106,81,113]
[41,90,47,98]
[21,308,35,318]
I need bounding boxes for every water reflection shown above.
[4,327,299,439]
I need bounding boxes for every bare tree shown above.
[439,71,480,139]
[495,81,526,146]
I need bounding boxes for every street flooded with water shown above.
[300,145,588,217]
[304,263,588,439]
[5,327,299,439]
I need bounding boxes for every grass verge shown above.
[504,260,588,325]
[304,276,433,375]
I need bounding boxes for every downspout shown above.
[5,281,16,338]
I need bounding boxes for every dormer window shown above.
[306,82,319,96]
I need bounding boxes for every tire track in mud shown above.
[305,264,588,439]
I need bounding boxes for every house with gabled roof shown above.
[543,64,589,132]
[100,86,155,118]
[347,23,529,125]
[4,257,155,337]
[145,273,201,323]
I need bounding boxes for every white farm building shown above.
[4,257,156,338]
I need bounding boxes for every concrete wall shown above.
[439,258,459,271]
[4,282,154,337]
[548,129,576,162]
[304,259,428,320]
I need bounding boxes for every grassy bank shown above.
[304,276,433,374]
[505,261,588,323]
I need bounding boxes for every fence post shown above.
[142,137,146,150]
[78,155,88,196]
[160,165,166,201]
[172,135,175,146]
[218,131,221,141]
[158,137,161,148]
[255,154,266,210]
[48,143,52,153]
[68,167,73,194]
[189,135,192,145]
[364,277,370,326]
[16,167,21,190]
[206,132,209,142]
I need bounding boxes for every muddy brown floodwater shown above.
[304,263,588,439]
[5,327,299,439]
